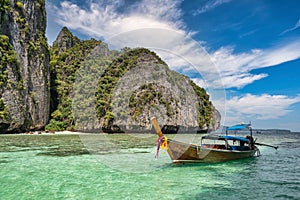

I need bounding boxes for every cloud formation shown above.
[48,0,300,90]
[280,19,300,35]
[208,41,300,88]
[192,0,232,15]
[214,94,300,124]
[48,0,184,39]
[47,0,222,88]
[47,0,300,129]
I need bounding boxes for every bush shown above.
[0,0,11,12]
[45,119,67,131]
[0,99,10,120]
[15,1,23,9]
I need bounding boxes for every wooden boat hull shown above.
[167,139,258,163]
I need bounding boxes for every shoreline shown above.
[1,129,298,135]
[2,130,91,135]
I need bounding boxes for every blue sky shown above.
[46,0,300,131]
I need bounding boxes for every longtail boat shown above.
[161,125,179,134]
[151,117,277,163]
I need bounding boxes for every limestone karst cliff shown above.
[47,27,103,131]
[94,48,221,132]
[0,3,221,133]
[48,27,221,132]
[0,0,49,133]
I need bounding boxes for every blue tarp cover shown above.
[227,124,250,131]
[221,135,249,142]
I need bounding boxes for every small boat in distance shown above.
[102,125,125,134]
[161,125,180,134]
[151,117,277,163]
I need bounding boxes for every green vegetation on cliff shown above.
[0,0,10,23]
[0,98,10,120]
[1,0,50,133]
[129,83,178,120]
[47,28,217,131]
[95,47,214,129]
[0,0,10,11]
[47,28,102,131]
[190,81,213,129]
[95,48,166,126]
[0,0,10,16]
[0,35,22,121]
[0,35,10,88]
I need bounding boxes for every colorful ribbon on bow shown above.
[155,136,168,159]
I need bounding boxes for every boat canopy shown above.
[202,135,223,140]
[221,135,249,143]
[227,123,251,131]
[201,135,250,143]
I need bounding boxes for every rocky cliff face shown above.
[0,4,221,134]
[0,0,49,132]
[52,26,81,54]
[64,40,221,132]
[47,27,103,131]
[94,48,221,132]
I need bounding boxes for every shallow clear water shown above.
[0,133,299,200]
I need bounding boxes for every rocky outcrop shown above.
[94,48,221,132]
[0,1,220,134]
[0,0,49,133]
[47,27,103,131]
[71,46,221,132]
[52,26,80,54]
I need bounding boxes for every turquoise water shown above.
[0,133,299,199]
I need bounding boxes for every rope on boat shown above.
[197,145,200,155]
[155,136,164,159]
[256,148,261,157]
[155,136,168,159]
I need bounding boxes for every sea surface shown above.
[0,132,299,200]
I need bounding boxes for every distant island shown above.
[218,125,292,135]
[253,129,291,134]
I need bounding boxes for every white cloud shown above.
[48,0,184,40]
[214,94,300,124]
[47,1,300,129]
[48,1,199,69]
[192,0,232,15]
[280,19,300,35]
[209,73,268,89]
[48,0,222,88]
[209,41,300,88]
[48,0,300,90]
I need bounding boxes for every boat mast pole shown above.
[151,117,163,137]
[249,126,254,149]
